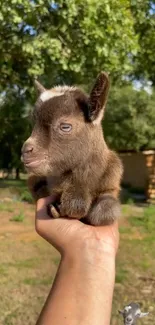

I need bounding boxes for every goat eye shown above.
[60,123,72,132]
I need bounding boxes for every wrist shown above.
[62,236,116,272]
[60,238,115,325]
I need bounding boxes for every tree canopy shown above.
[130,0,155,85]
[1,0,154,90]
[0,0,155,174]
[0,0,144,92]
[0,90,30,176]
[104,86,155,151]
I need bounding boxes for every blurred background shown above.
[0,0,155,324]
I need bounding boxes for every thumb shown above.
[35,196,57,221]
[35,196,83,253]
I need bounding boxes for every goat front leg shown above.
[28,175,60,218]
[60,185,92,220]
[87,193,121,226]
[27,175,49,201]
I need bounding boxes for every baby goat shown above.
[119,302,149,325]
[21,72,123,225]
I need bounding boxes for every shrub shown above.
[10,212,25,222]
[20,190,33,203]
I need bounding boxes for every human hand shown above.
[35,196,119,325]
[35,196,119,259]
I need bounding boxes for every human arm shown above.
[35,197,119,325]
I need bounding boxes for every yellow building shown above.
[120,150,155,203]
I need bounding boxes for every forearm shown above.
[36,245,115,325]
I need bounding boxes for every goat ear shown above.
[139,312,149,318]
[88,72,110,125]
[34,79,46,94]
[118,310,124,315]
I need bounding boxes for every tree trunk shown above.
[15,167,20,180]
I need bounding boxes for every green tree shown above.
[104,86,155,151]
[0,0,138,93]
[130,0,155,85]
[0,0,154,174]
[0,90,30,178]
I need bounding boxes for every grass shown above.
[115,268,129,284]
[0,178,34,204]
[1,258,40,269]
[23,277,53,286]
[10,212,25,222]
[0,179,155,324]
[0,178,27,200]
[129,205,155,232]
[0,204,14,212]
[20,190,33,203]
[0,178,27,193]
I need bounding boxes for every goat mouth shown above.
[23,160,44,168]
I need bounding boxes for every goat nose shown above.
[22,143,33,154]
[126,316,132,322]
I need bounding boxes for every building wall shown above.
[146,153,155,201]
[120,152,148,189]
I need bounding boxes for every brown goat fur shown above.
[21,72,123,225]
